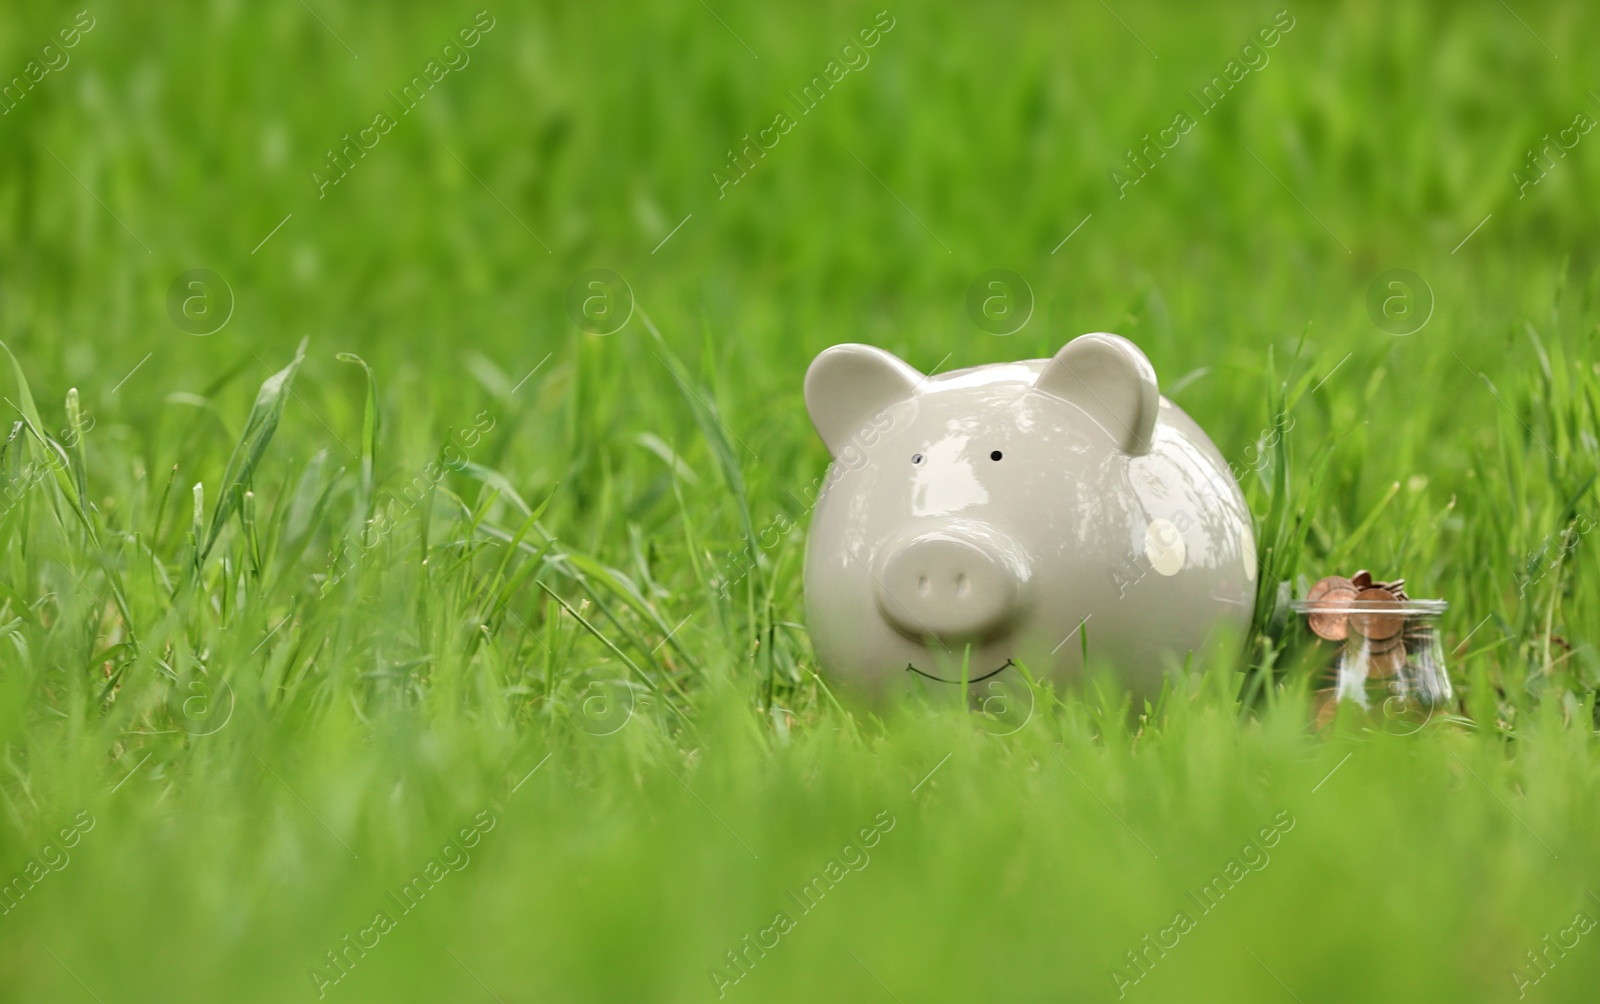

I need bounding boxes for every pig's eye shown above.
[990,450,1003,461]
[911,453,924,465]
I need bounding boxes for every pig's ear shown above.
[1035,333,1159,455]
[804,344,923,457]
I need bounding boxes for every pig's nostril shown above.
[917,575,930,596]
[955,573,969,596]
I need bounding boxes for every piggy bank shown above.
[801,333,1257,703]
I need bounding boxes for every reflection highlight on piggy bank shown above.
[802,333,1257,703]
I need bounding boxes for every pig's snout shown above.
[874,527,1029,641]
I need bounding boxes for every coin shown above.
[1307,575,1355,603]
[1351,569,1374,589]
[1314,688,1339,730]
[1365,630,1405,655]
[1350,587,1404,640]
[1307,585,1359,640]
[1376,578,1409,601]
[1368,645,1405,678]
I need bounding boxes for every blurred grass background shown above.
[1,0,1598,1000]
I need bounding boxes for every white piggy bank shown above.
[801,333,1257,702]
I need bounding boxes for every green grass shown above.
[2,1,1599,1000]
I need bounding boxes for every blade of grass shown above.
[201,338,307,563]
[336,353,381,522]
[536,580,689,724]
[0,341,135,634]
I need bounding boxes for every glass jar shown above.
[1289,598,1452,730]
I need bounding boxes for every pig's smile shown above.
[904,659,1014,684]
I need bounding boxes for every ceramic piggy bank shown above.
[802,333,1257,702]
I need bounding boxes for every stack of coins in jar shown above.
[1290,570,1452,731]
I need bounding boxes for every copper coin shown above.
[1368,645,1405,679]
[1365,631,1405,655]
[1313,688,1339,730]
[1307,586,1359,640]
[1380,579,1409,601]
[1351,569,1373,589]
[1350,587,1404,640]
[1358,623,1405,649]
[1307,575,1355,603]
